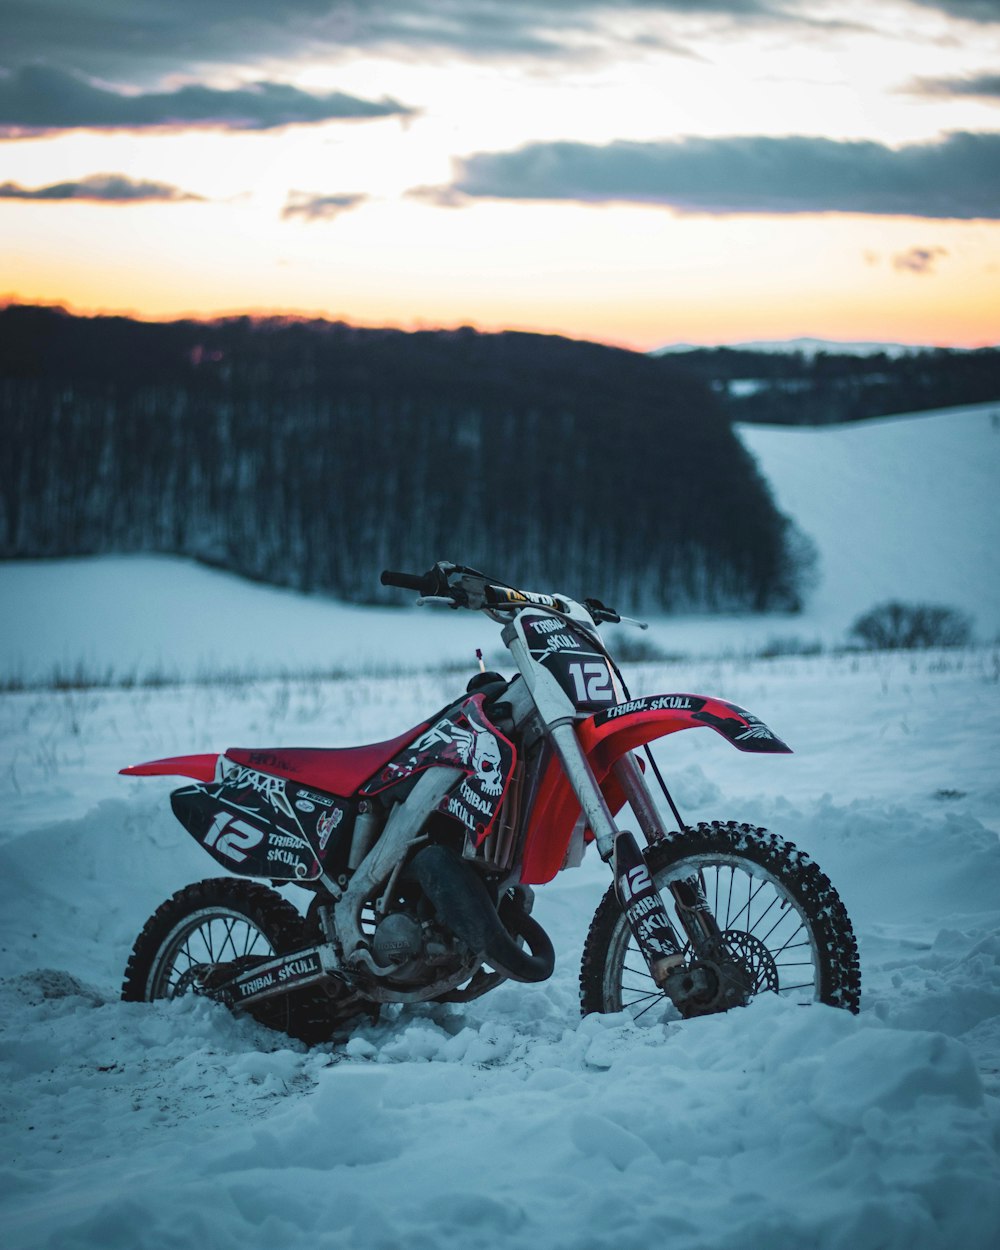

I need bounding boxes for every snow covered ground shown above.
[2,401,999,1248]
[1,644,999,1249]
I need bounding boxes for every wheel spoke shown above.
[727,878,771,931]
[621,989,663,1007]
[219,918,240,962]
[631,995,667,1022]
[767,918,806,954]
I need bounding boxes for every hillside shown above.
[736,402,1000,639]
[0,304,805,613]
[2,402,996,685]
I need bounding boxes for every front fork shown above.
[548,724,718,987]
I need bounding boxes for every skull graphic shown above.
[454,713,505,797]
[471,727,504,796]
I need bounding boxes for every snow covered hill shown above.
[736,402,1000,641]
[1,402,997,686]
[1,402,999,1249]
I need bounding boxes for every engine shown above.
[371,911,424,967]
[369,906,466,986]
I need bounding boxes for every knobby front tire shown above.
[580,821,861,1022]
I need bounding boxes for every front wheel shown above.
[580,821,860,1022]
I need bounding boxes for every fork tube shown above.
[614,753,720,950]
[547,723,685,984]
[612,755,725,950]
[612,753,668,847]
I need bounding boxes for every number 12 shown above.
[568,661,612,703]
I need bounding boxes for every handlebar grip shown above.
[380,568,443,596]
[584,597,620,624]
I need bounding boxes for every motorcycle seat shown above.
[224,720,429,797]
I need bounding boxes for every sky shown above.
[1,0,999,350]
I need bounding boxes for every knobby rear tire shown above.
[579,821,861,1021]
[122,877,357,1044]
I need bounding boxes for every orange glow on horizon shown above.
[3,195,998,354]
[3,283,996,355]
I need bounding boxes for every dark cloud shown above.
[420,130,1000,219]
[906,72,1000,103]
[0,2,838,82]
[905,0,1000,21]
[0,173,202,202]
[0,65,414,138]
[281,191,368,221]
[892,246,948,273]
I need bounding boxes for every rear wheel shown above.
[580,822,860,1022]
[122,878,375,1043]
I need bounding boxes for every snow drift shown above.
[2,644,998,1249]
[1,403,998,1248]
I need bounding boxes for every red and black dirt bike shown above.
[121,562,860,1042]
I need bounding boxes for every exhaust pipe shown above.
[409,844,555,984]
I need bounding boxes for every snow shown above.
[2,645,999,1249]
[2,402,1000,1248]
[735,403,1000,641]
[0,555,499,685]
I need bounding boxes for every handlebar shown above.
[380,568,446,597]
[379,562,633,627]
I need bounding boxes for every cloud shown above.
[905,0,1000,20]
[281,191,368,221]
[0,65,414,138]
[905,72,1000,103]
[0,2,859,81]
[420,130,1000,220]
[4,2,994,84]
[0,173,202,202]
[892,246,948,273]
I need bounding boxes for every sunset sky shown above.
[2,0,999,350]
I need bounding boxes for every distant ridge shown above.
[656,337,934,358]
[652,338,1000,425]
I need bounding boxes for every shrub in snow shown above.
[848,600,973,650]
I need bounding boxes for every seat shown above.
[224,720,429,798]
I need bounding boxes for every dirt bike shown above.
[120,561,860,1043]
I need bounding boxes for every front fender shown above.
[579,693,791,771]
[519,694,789,885]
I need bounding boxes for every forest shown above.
[666,343,999,425]
[0,304,887,612]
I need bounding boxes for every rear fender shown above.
[519,694,790,885]
[120,754,220,782]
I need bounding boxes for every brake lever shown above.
[415,595,463,609]
[618,615,649,631]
